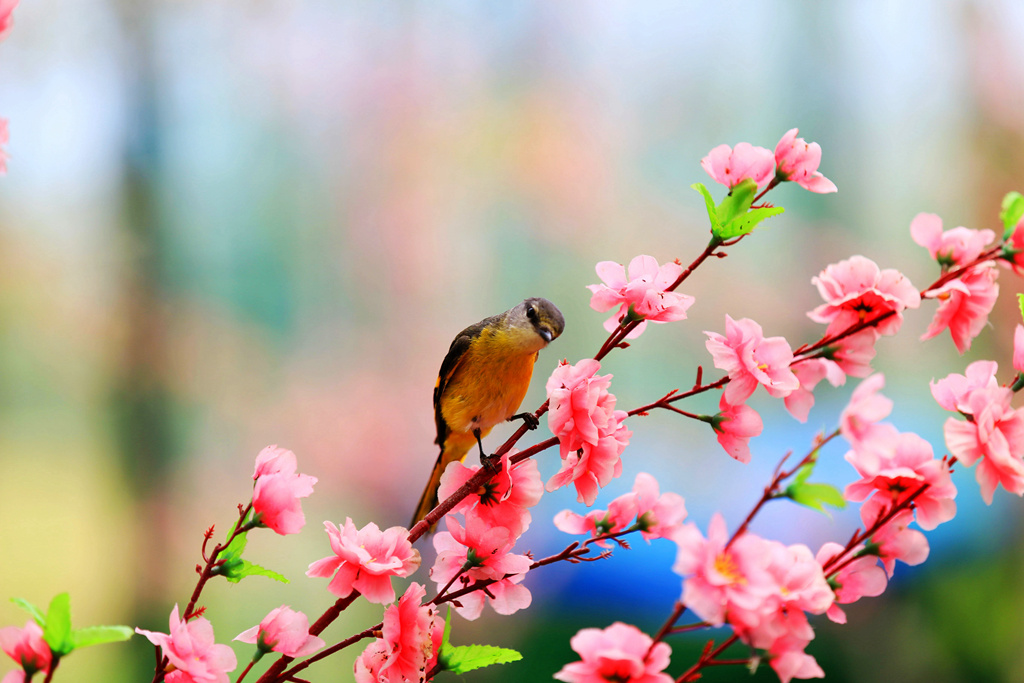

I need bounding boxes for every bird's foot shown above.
[509,412,539,430]
[479,452,501,473]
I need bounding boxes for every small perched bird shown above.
[410,297,565,527]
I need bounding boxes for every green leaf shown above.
[785,481,846,515]
[70,625,135,649]
[719,205,785,239]
[211,525,288,583]
[1000,191,1024,238]
[43,593,73,656]
[791,459,815,486]
[715,178,758,227]
[439,643,523,674]
[1017,293,1024,324]
[222,559,289,584]
[436,606,522,674]
[11,598,46,626]
[441,606,453,649]
[691,183,722,236]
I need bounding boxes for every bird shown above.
[410,297,565,528]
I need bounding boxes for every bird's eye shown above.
[526,304,538,321]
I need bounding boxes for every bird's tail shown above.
[410,434,475,529]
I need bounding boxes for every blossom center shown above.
[713,552,745,584]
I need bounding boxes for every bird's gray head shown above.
[514,297,565,344]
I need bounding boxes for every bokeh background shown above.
[2,1,1024,681]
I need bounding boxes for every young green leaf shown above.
[715,177,757,228]
[691,183,722,237]
[439,643,523,674]
[436,606,522,674]
[42,593,73,656]
[212,526,249,579]
[720,205,785,239]
[785,481,846,515]
[791,459,816,487]
[222,560,289,584]
[70,625,135,649]
[1017,293,1024,324]
[11,597,45,626]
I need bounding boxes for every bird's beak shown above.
[539,327,554,342]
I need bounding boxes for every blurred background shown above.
[2,0,1024,681]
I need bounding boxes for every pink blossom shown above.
[920,263,999,354]
[942,383,1024,504]
[553,622,673,683]
[910,212,995,266]
[587,256,694,338]
[809,256,920,337]
[767,638,825,683]
[672,514,774,627]
[844,430,957,531]
[546,425,630,506]
[547,359,617,454]
[710,396,763,464]
[704,315,800,405]
[554,473,687,545]
[135,606,236,683]
[815,542,887,624]
[437,450,542,537]
[827,329,879,378]
[0,621,50,677]
[701,142,775,190]
[632,472,687,542]
[861,503,929,577]
[839,373,893,470]
[732,542,833,651]
[1014,325,1024,374]
[253,444,298,479]
[929,360,998,412]
[554,492,638,547]
[306,518,421,604]
[430,510,532,620]
[251,445,317,535]
[0,0,17,42]
[785,358,846,423]
[774,128,837,194]
[546,359,630,505]
[353,583,443,683]
[234,606,324,659]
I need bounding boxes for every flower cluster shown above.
[554,472,687,545]
[703,316,798,460]
[252,445,318,535]
[545,359,632,505]
[673,516,832,682]
[0,621,51,683]
[354,583,444,683]
[429,451,543,620]
[554,622,673,683]
[701,128,837,194]
[932,359,1024,503]
[587,255,694,338]
[136,606,237,683]
[306,518,421,604]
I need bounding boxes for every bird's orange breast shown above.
[439,328,539,442]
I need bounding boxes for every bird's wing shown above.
[433,314,502,449]
[434,326,478,448]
